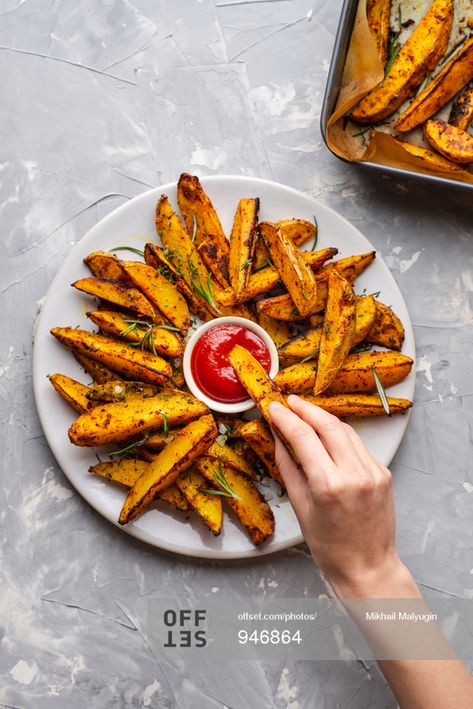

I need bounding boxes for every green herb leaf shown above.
[204,462,240,500]
[352,125,374,137]
[299,350,319,364]
[372,366,390,416]
[188,258,219,311]
[110,246,144,257]
[161,411,169,435]
[311,215,318,250]
[110,435,148,458]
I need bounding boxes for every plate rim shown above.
[33,175,416,560]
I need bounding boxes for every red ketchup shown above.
[191,324,271,403]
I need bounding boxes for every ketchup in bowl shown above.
[190,323,271,404]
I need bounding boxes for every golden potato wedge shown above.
[351,0,454,124]
[72,351,120,384]
[366,301,405,350]
[195,458,274,545]
[392,138,466,173]
[89,459,189,511]
[120,261,190,332]
[51,327,172,385]
[395,37,473,132]
[118,415,217,524]
[86,380,166,403]
[69,390,208,447]
[87,310,184,359]
[353,295,377,345]
[176,468,223,535]
[424,119,473,164]
[48,373,94,414]
[259,221,318,317]
[449,80,473,131]
[366,0,391,66]
[143,242,212,321]
[314,271,356,395]
[275,351,413,394]
[72,277,156,320]
[205,442,256,480]
[239,419,283,486]
[177,173,230,287]
[301,394,413,418]
[257,312,291,349]
[253,218,317,268]
[83,251,128,281]
[228,198,259,296]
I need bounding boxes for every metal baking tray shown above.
[320,0,473,193]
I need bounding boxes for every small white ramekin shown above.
[183,316,279,414]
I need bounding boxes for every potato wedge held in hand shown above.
[366,0,391,66]
[69,390,208,447]
[51,327,171,385]
[366,301,405,350]
[48,373,94,414]
[120,261,190,332]
[239,419,283,486]
[352,0,454,124]
[195,458,274,545]
[176,468,223,535]
[228,344,287,422]
[314,271,356,395]
[89,459,189,511]
[73,277,156,320]
[259,221,318,317]
[302,394,413,418]
[449,80,473,131]
[424,119,473,164]
[228,197,259,296]
[177,173,230,287]
[395,38,473,132]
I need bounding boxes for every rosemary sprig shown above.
[161,411,169,435]
[188,259,219,311]
[254,258,273,272]
[240,258,253,270]
[120,319,179,354]
[385,33,401,75]
[352,125,374,137]
[110,434,148,458]
[299,349,319,364]
[110,246,144,257]
[311,214,318,251]
[372,366,390,416]
[191,212,198,242]
[201,463,240,499]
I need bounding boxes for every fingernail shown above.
[269,401,284,412]
[287,394,300,403]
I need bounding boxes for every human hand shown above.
[268,395,413,598]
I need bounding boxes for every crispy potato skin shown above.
[239,419,283,486]
[196,458,274,545]
[205,442,256,480]
[83,251,128,281]
[449,80,473,131]
[119,415,217,524]
[257,312,291,349]
[72,351,120,383]
[314,271,356,395]
[73,277,156,320]
[253,218,317,268]
[89,459,189,511]
[392,138,465,172]
[51,327,172,385]
[352,0,454,124]
[86,380,166,403]
[87,310,184,359]
[177,173,230,287]
[302,394,413,417]
[353,295,377,345]
[176,467,223,535]
[396,38,473,132]
[366,0,391,66]
[424,119,473,164]
[229,198,259,296]
[366,301,405,350]
[259,221,318,317]
[275,351,413,394]
[120,261,190,333]
[68,390,208,447]
[48,374,94,413]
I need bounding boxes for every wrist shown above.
[328,556,419,599]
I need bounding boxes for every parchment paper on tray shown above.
[327,0,473,185]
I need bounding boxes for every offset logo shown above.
[163,609,207,648]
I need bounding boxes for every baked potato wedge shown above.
[86,380,166,403]
[239,419,283,486]
[205,442,256,480]
[176,467,223,535]
[177,173,230,287]
[257,312,291,349]
[87,310,184,359]
[228,198,259,296]
[392,138,466,173]
[48,373,94,414]
[351,0,454,124]
[275,350,413,394]
[120,261,190,332]
[68,390,208,447]
[366,0,391,67]
[72,277,156,321]
[259,221,318,317]
[51,327,172,385]
[449,80,473,131]
[314,270,356,394]
[424,119,473,164]
[253,218,317,269]
[118,415,217,524]
[195,458,274,545]
[83,251,127,281]
[395,37,473,132]
[72,351,120,383]
[366,300,405,350]
[89,459,189,511]
[301,393,413,418]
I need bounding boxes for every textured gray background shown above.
[1,0,473,707]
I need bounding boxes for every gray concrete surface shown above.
[1,0,473,706]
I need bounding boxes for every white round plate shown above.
[33,176,415,559]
